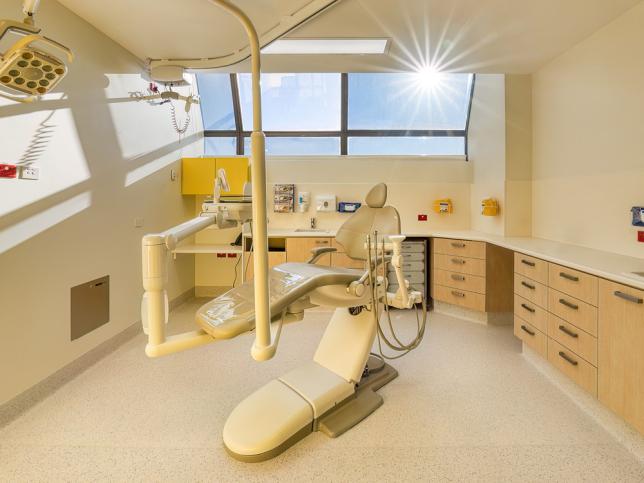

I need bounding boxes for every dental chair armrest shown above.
[307,247,337,264]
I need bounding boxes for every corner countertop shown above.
[242,228,644,290]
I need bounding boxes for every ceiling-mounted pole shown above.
[207,0,273,361]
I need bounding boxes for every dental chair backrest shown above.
[335,183,401,261]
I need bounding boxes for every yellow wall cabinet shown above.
[181,157,249,196]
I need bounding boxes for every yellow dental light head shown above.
[0,17,73,103]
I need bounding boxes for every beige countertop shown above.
[244,228,644,290]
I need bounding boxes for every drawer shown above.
[433,269,486,294]
[387,271,424,284]
[513,294,548,333]
[548,339,597,396]
[548,263,598,306]
[402,241,425,252]
[548,288,597,337]
[514,273,548,309]
[432,285,485,312]
[514,317,547,359]
[433,254,486,277]
[433,238,486,259]
[387,261,425,272]
[402,252,424,262]
[547,313,597,366]
[514,253,548,285]
[389,282,425,294]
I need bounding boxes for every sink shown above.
[295,228,330,233]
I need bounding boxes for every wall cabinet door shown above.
[286,238,331,266]
[244,252,287,281]
[598,279,644,435]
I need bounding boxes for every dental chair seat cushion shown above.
[196,263,362,339]
[223,379,313,457]
[279,361,355,419]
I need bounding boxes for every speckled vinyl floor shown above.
[1,299,643,482]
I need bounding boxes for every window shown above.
[198,72,474,157]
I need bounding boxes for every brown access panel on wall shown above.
[70,275,110,341]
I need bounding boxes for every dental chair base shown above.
[223,306,396,462]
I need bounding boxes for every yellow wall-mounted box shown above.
[481,198,500,216]
[181,157,249,195]
[433,199,453,214]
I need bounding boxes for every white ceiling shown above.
[57,0,641,73]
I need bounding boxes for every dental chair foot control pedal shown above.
[317,388,382,438]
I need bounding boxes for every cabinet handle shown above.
[558,351,578,366]
[559,298,579,310]
[614,290,643,304]
[451,242,466,248]
[559,272,579,282]
[451,290,465,298]
[521,259,536,267]
[451,274,466,281]
[558,325,579,338]
[521,281,535,290]
[315,240,329,245]
[451,258,466,265]
[521,303,535,313]
[520,325,535,336]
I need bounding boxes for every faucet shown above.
[310,217,317,229]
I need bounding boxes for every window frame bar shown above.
[203,73,476,158]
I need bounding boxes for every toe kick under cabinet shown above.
[513,252,644,435]
[431,238,513,314]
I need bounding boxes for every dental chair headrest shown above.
[365,183,387,208]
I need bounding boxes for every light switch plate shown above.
[21,166,39,180]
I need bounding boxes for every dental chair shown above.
[141,183,425,462]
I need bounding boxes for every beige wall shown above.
[532,2,644,258]
[468,74,507,236]
[0,0,202,404]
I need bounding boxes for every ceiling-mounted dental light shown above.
[0,0,73,103]
[262,38,390,55]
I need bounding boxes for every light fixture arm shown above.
[207,0,272,361]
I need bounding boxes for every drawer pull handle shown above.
[558,325,579,338]
[315,240,329,245]
[559,272,579,282]
[614,290,643,304]
[559,298,579,310]
[521,259,536,267]
[451,290,465,298]
[451,274,466,281]
[520,325,535,336]
[451,258,466,265]
[521,281,535,290]
[451,242,466,248]
[521,303,535,313]
[558,351,578,366]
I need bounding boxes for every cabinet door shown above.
[216,157,249,196]
[286,238,331,265]
[244,252,287,281]
[598,279,644,434]
[181,157,216,195]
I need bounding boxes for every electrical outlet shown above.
[0,164,17,178]
[134,217,144,228]
[418,214,428,221]
[170,169,177,181]
[21,166,39,180]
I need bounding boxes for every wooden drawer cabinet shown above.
[433,254,486,277]
[547,313,597,366]
[433,269,486,294]
[549,263,598,306]
[514,294,548,333]
[514,316,547,358]
[514,273,548,309]
[433,238,486,259]
[514,253,548,285]
[286,237,331,265]
[432,285,485,312]
[548,339,597,396]
[598,280,644,435]
[548,288,597,336]
[245,252,287,280]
